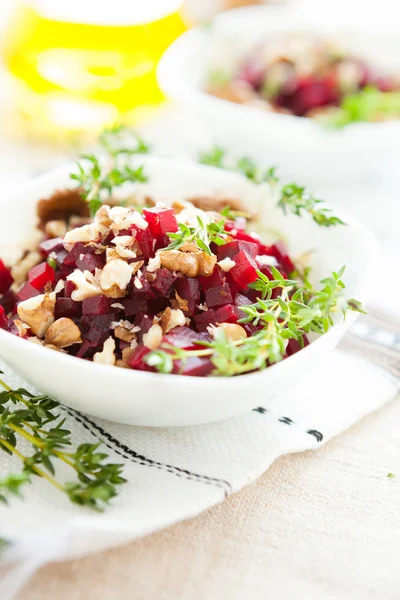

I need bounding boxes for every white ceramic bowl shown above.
[0,157,377,426]
[158,6,400,189]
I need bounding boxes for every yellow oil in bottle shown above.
[2,1,187,141]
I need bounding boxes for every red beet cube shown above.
[175,277,201,301]
[269,241,295,275]
[198,266,225,291]
[16,282,41,302]
[229,250,258,287]
[75,340,91,359]
[39,237,64,257]
[205,283,233,308]
[214,304,240,324]
[162,326,212,350]
[64,280,77,298]
[152,268,177,296]
[143,208,178,238]
[128,346,152,371]
[28,262,55,291]
[82,295,120,316]
[286,335,309,357]
[180,356,214,377]
[0,259,13,294]
[76,252,105,273]
[194,309,217,332]
[63,242,91,267]
[217,239,258,261]
[121,296,147,317]
[55,297,82,319]
[233,230,261,250]
[0,305,8,329]
[0,290,16,314]
[135,227,155,259]
[80,314,116,347]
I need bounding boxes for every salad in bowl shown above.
[0,130,376,425]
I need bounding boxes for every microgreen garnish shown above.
[145,266,365,376]
[199,146,343,226]
[71,125,150,216]
[0,376,126,510]
[324,87,400,128]
[387,472,396,479]
[165,217,229,256]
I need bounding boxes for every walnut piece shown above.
[45,318,82,348]
[142,323,163,350]
[212,323,247,342]
[172,291,189,312]
[44,220,67,239]
[122,347,136,364]
[93,337,116,366]
[160,307,186,334]
[37,188,89,226]
[114,325,135,343]
[14,319,30,337]
[17,293,56,338]
[100,259,135,298]
[159,248,216,278]
[67,269,102,301]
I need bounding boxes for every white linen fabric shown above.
[0,308,399,600]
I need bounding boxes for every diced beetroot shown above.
[128,278,156,301]
[64,280,77,298]
[0,305,7,329]
[179,356,214,377]
[143,207,178,238]
[194,309,217,332]
[217,239,258,261]
[0,290,17,314]
[82,295,120,316]
[121,296,147,317]
[152,268,177,296]
[148,296,170,315]
[55,297,82,319]
[259,265,274,280]
[162,326,212,350]
[269,241,295,274]
[175,277,201,301]
[154,235,170,252]
[214,304,240,324]
[0,259,13,294]
[134,313,153,343]
[135,227,155,259]
[198,266,225,291]
[63,242,91,267]
[128,345,152,370]
[233,230,261,251]
[76,252,105,273]
[286,335,310,357]
[80,314,116,346]
[53,249,68,266]
[16,282,41,302]
[39,237,64,257]
[205,283,233,308]
[229,250,258,287]
[28,262,55,291]
[74,340,91,359]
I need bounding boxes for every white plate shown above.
[0,157,378,426]
[157,6,400,188]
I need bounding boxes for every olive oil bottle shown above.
[2,1,186,141]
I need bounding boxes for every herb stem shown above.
[0,438,64,492]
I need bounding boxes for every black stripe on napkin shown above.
[64,407,232,497]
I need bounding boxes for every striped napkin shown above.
[0,307,399,600]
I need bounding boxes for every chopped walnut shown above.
[114,325,136,343]
[212,322,247,342]
[159,247,216,278]
[108,207,148,233]
[93,337,116,366]
[11,251,42,287]
[218,257,236,272]
[146,253,161,273]
[44,220,67,239]
[14,319,30,337]
[37,188,89,226]
[63,223,100,251]
[172,291,189,312]
[115,359,130,369]
[142,323,163,350]
[44,318,82,348]
[160,307,186,334]
[100,259,135,298]
[121,346,136,364]
[67,269,102,301]
[17,292,56,338]
[94,205,112,233]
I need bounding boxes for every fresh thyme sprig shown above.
[0,376,126,510]
[71,125,150,216]
[145,266,365,376]
[165,217,229,256]
[199,146,343,227]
